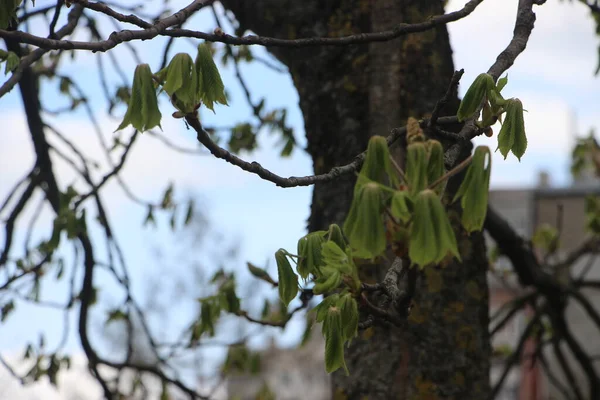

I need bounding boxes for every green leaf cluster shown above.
[313,241,360,294]
[457,73,528,161]
[405,140,446,195]
[117,44,228,131]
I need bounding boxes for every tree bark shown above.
[222,1,491,398]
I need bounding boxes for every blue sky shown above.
[1,0,599,397]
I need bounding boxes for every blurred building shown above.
[488,170,600,400]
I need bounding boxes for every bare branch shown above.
[1,0,484,52]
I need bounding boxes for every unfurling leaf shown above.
[496,75,508,92]
[313,294,339,323]
[195,43,228,112]
[497,98,527,160]
[391,191,412,223]
[275,249,298,306]
[339,293,358,341]
[453,146,492,232]
[457,73,494,122]
[426,140,446,193]
[327,224,347,250]
[323,307,348,374]
[406,142,429,196]
[297,231,326,279]
[359,135,399,187]
[320,241,360,291]
[343,176,389,259]
[116,64,162,132]
[312,266,342,295]
[161,53,201,113]
[409,190,460,268]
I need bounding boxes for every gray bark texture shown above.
[221,1,492,398]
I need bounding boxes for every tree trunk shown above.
[222,1,491,398]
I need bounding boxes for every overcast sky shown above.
[1,0,599,398]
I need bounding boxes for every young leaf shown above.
[406,142,429,196]
[5,51,19,74]
[390,191,412,223]
[327,224,347,249]
[359,135,398,187]
[343,177,388,259]
[426,140,446,193]
[313,294,339,323]
[453,146,492,233]
[496,75,508,92]
[195,43,228,112]
[457,73,494,121]
[410,190,460,267]
[338,294,358,341]
[275,249,298,306]
[162,53,201,113]
[116,64,162,132]
[313,267,342,295]
[321,241,353,275]
[497,98,527,160]
[297,231,326,279]
[323,308,348,374]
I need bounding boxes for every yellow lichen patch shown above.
[465,280,483,300]
[442,302,464,323]
[401,35,425,54]
[425,268,443,293]
[361,327,375,340]
[358,0,370,14]
[414,375,439,400]
[453,371,466,387]
[352,54,368,69]
[333,388,348,400]
[286,24,297,40]
[327,12,355,37]
[408,303,427,325]
[455,325,477,352]
[342,76,358,93]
